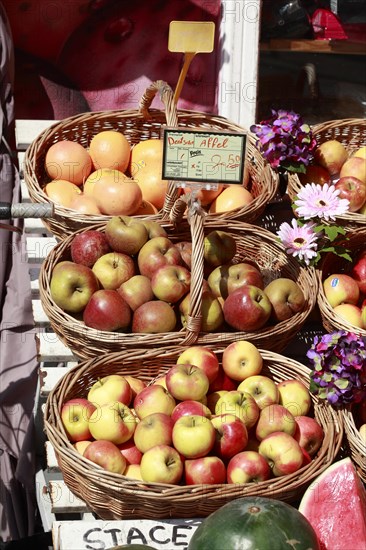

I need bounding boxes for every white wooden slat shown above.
[52,518,202,550]
[45,441,60,473]
[29,267,40,295]
[32,299,50,326]
[49,480,90,514]
[35,469,57,533]
[40,364,78,396]
[24,216,52,234]
[15,119,56,150]
[37,333,77,363]
[26,236,57,263]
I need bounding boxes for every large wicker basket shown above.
[43,345,344,520]
[287,118,366,231]
[23,81,278,238]
[39,214,318,359]
[316,227,366,336]
[343,407,366,484]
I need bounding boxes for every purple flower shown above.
[308,331,366,406]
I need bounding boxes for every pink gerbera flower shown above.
[294,183,349,221]
[277,219,319,265]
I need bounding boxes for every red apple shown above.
[184,456,226,485]
[339,156,366,185]
[88,402,137,445]
[176,346,220,384]
[137,236,182,279]
[323,273,360,307]
[362,299,366,329]
[165,364,210,402]
[175,241,192,270]
[83,289,132,331]
[61,398,97,442]
[117,275,154,312]
[211,413,248,460]
[334,304,364,328]
[227,451,271,483]
[334,176,366,212]
[255,404,297,441]
[258,431,304,477]
[351,250,366,295]
[117,440,143,465]
[223,285,272,331]
[171,400,212,424]
[207,391,229,413]
[132,300,177,333]
[83,440,126,474]
[299,164,331,186]
[70,230,110,267]
[151,265,191,303]
[293,416,324,456]
[208,367,237,392]
[207,262,264,299]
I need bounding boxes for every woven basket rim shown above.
[287,117,366,230]
[43,346,344,517]
[342,407,366,483]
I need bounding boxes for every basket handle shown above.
[170,194,205,345]
[138,81,179,220]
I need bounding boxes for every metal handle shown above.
[0,202,54,219]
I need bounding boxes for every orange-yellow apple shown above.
[255,404,297,441]
[207,262,264,299]
[277,379,312,417]
[133,412,173,453]
[140,445,183,484]
[117,275,154,311]
[314,139,348,176]
[333,303,364,328]
[353,145,366,160]
[132,300,177,333]
[133,384,176,419]
[222,340,263,381]
[153,375,167,389]
[180,289,224,332]
[92,251,136,290]
[264,278,305,322]
[323,273,360,307]
[184,456,226,485]
[207,391,228,413]
[215,391,260,429]
[123,375,146,401]
[117,440,143,465]
[73,440,92,455]
[171,400,211,424]
[203,230,237,267]
[258,431,304,477]
[87,374,132,407]
[223,285,272,331]
[137,236,182,279]
[359,424,366,443]
[83,440,126,474]
[166,363,210,402]
[61,398,97,442]
[124,463,144,481]
[293,415,324,456]
[176,346,220,384]
[339,156,366,185]
[237,375,279,410]
[88,402,136,444]
[172,415,216,459]
[211,413,248,460]
[151,265,191,303]
[227,450,271,483]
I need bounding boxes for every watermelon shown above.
[299,457,366,550]
[188,496,320,550]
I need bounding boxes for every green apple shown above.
[222,340,263,381]
[88,402,136,444]
[203,230,237,267]
[87,374,132,407]
[50,261,99,313]
[92,251,136,290]
[141,219,168,239]
[172,414,216,459]
[140,444,183,484]
[180,289,224,332]
[237,375,279,409]
[277,379,312,417]
[264,278,305,322]
[104,215,149,255]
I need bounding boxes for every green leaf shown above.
[281,162,306,174]
[323,225,345,241]
[334,378,349,390]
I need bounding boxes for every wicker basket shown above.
[287,118,366,231]
[317,227,366,336]
[23,81,278,238]
[43,346,344,520]
[343,407,366,484]
[39,214,318,359]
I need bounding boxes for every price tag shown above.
[162,128,247,186]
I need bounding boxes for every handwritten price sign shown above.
[162,128,247,185]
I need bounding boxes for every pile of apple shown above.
[61,340,324,485]
[299,141,366,214]
[323,249,366,330]
[49,215,307,335]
